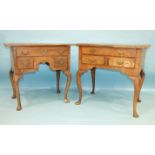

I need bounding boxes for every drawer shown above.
[16,47,69,57]
[82,55,105,65]
[81,47,136,58]
[54,57,68,69]
[17,57,34,69]
[108,57,135,68]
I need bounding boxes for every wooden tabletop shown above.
[4,43,72,47]
[76,43,151,49]
[4,43,151,49]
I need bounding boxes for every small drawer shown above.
[82,55,105,65]
[81,47,136,58]
[114,49,137,57]
[16,47,40,56]
[16,47,69,57]
[17,57,34,69]
[54,57,68,69]
[82,47,99,55]
[108,57,135,68]
[45,47,69,56]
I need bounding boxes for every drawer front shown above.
[82,47,136,57]
[16,47,69,57]
[108,57,135,68]
[17,57,34,69]
[82,55,105,65]
[54,57,68,69]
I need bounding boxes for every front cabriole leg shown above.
[63,70,72,103]
[14,74,22,111]
[75,70,86,105]
[130,75,141,118]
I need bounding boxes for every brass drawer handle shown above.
[59,49,65,55]
[90,49,96,54]
[124,61,134,68]
[22,60,30,67]
[89,59,96,64]
[117,60,124,66]
[22,50,29,55]
[118,51,124,56]
[124,61,130,65]
[56,59,65,66]
[41,49,47,55]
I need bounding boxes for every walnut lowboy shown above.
[5,43,72,111]
[75,44,150,118]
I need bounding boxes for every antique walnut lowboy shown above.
[5,43,72,111]
[75,44,150,117]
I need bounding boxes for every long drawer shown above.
[81,47,137,58]
[82,55,105,65]
[16,47,69,57]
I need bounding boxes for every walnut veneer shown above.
[5,43,72,111]
[75,44,150,117]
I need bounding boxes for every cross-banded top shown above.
[4,43,150,49]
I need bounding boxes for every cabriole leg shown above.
[63,71,72,103]
[56,70,61,94]
[9,70,16,99]
[75,70,84,105]
[14,75,22,111]
[131,76,141,118]
[137,70,145,102]
[90,68,96,94]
